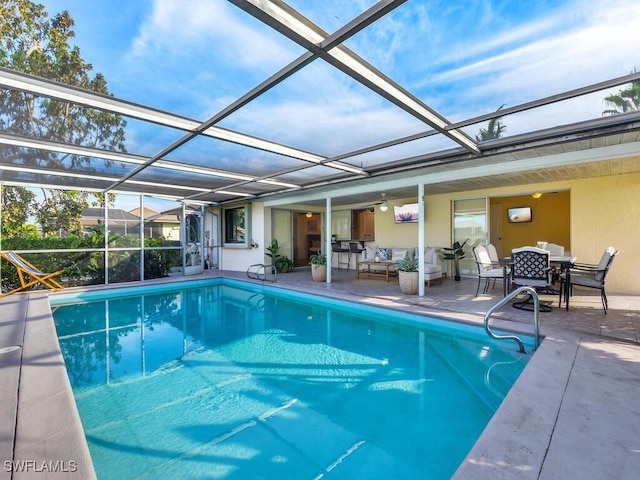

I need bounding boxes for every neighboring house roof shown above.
[129,207,179,223]
[81,208,140,223]
[80,208,179,224]
[81,209,141,231]
[129,207,159,218]
[144,211,180,224]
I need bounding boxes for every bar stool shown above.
[331,242,350,269]
[348,242,365,269]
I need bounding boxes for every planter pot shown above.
[398,270,419,294]
[311,264,327,282]
[454,274,461,281]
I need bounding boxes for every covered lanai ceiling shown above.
[1,0,640,208]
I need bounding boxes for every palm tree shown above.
[475,105,506,142]
[602,68,640,116]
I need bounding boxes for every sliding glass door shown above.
[452,198,488,276]
[272,209,293,261]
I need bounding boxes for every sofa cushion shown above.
[424,263,442,274]
[424,247,437,263]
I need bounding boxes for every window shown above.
[223,205,249,247]
[331,210,350,240]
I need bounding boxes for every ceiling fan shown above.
[362,193,390,211]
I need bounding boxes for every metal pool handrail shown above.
[246,263,277,282]
[484,286,541,354]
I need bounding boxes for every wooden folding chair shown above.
[0,251,64,297]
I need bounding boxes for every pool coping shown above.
[3,274,640,479]
[1,291,96,480]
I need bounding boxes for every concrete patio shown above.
[1,267,639,479]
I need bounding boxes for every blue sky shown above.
[39,0,639,136]
[32,0,640,193]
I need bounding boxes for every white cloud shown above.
[390,0,640,131]
[437,2,640,90]
[130,0,294,69]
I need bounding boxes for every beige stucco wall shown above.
[569,173,638,294]
[393,172,639,294]
[217,202,265,271]
[254,172,637,294]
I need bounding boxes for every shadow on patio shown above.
[237,266,640,344]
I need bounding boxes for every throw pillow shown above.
[365,245,378,261]
[375,247,389,261]
[391,249,408,261]
[424,247,436,263]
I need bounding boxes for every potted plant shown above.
[442,240,468,281]
[396,256,419,294]
[266,239,281,265]
[309,253,327,282]
[275,255,294,273]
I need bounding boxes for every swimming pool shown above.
[51,279,534,479]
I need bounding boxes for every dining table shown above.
[501,255,577,299]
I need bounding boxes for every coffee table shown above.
[356,260,397,282]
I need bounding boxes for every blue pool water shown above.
[51,279,534,479]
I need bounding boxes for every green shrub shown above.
[1,231,179,292]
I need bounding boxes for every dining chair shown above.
[485,243,501,265]
[510,246,553,311]
[559,247,618,314]
[483,243,504,289]
[546,243,565,256]
[472,245,506,296]
[545,243,565,283]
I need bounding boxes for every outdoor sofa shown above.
[360,245,447,286]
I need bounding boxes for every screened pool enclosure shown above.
[1,0,640,288]
[0,188,219,290]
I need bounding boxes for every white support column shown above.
[181,203,187,274]
[105,200,110,285]
[0,184,3,280]
[418,183,425,297]
[139,195,144,281]
[326,197,332,283]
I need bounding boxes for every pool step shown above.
[425,336,521,413]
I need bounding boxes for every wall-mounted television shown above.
[507,206,532,223]
[394,203,419,223]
